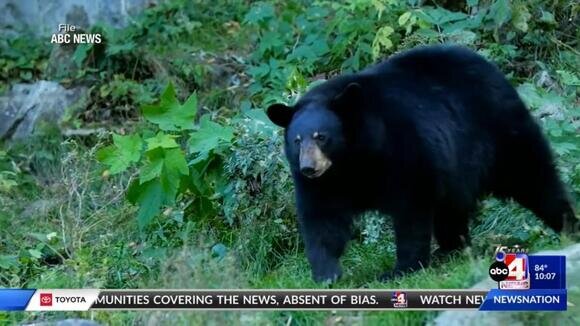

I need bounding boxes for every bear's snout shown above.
[299,142,332,178]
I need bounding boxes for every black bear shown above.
[266,45,577,283]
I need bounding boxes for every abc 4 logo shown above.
[488,253,528,282]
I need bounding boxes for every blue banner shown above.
[529,255,566,289]
[479,289,567,311]
[0,289,36,311]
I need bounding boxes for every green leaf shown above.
[517,83,542,108]
[240,109,277,135]
[182,91,198,116]
[540,11,556,25]
[164,148,189,177]
[398,12,412,26]
[28,249,42,259]
[556,70,580,86]
[29,232,48,242]
[96,134,142,174]
[243,2,275,24]
[416,8,468,26]
[488,0,511,27]
[141,83,197,131]
[0,255,18,269]
[106,42,136,56]
[512,4,531,32]
[127,179,164,229]
[553,142,577,156]
[372,26,394,60]
[146,132,179,150]
[188,116,234,159]
[159,166,181,205]
[72,43,92,67]
[139,148,164,184]
[135,146,189,226]
[140,147,188,185]
[447,30,477,45]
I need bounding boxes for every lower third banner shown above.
[0,289,567,311]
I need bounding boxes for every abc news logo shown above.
[488,261,510,281]
[488,248,529,284]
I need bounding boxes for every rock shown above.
[432,243,580,326]
[0,0,156,37]
[23,319,101,326]
[0,81,87,140]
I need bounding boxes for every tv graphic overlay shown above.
[0,290,487,311]
[480,245,567,311]
[489,246,530,289]
[391,292,408,308]
[50,24,102,44]
[0,285,567,311]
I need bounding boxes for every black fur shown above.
[266,45,577,283]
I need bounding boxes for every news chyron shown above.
[0,245,567,311]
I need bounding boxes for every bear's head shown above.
[266,82,362,179]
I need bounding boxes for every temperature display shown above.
[528,256,566,289]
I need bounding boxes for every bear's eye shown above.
[313,132,326,142]
[294,135,302,145]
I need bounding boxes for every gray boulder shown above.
[0,81,87,140]
[23,319,101,326]
[0,0,156,37]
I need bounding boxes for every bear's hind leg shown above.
[498,121,577,233]
[511,176,577,234]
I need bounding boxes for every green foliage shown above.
[188,116,234,163]
[223,110,297,274]
[142,83,197,131]
[97,75,156,106]
[243,1,405,104]
[241,0,580,108]
[0,36,49,93]
[97,83,235,229]
[359,212,389,245]
[0,151,19,193]
[96,134,142,175]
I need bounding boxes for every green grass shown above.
[0,143,574,325]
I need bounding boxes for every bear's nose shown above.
[301,167,316,177]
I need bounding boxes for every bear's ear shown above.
[332,82,363,111]
[266,103,295,128]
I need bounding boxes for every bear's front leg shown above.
[381,207,433,280]
[299,212,352,283]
